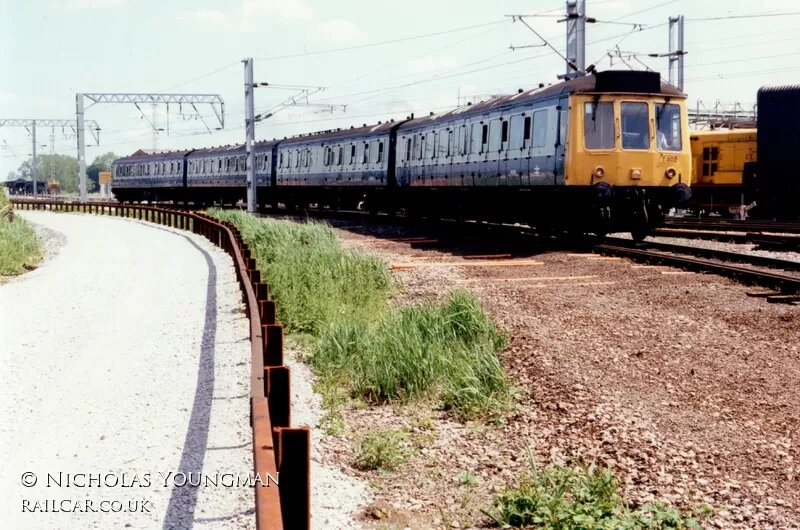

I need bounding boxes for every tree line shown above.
[5,152,117,194]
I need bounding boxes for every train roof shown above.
[114,149,195,163]
[397,70,684,131]
[279,121,397,146]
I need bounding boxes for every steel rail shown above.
[594,243,800,294]
[604,237,800,272]
[665,219,800,234]
[9,198,310,529]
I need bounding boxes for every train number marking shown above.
[658,154,679,164]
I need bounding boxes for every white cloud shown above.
[180,0,313,32]
[306,19,368,46]
[404,56,458,75]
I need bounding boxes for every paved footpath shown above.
[0,211,255,530]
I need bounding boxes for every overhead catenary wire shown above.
[254,20,508,62]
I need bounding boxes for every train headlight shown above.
[631,169,642,180]
[594,166,605,178]
[665,167,677,179]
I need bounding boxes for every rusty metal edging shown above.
[10,199,310,530]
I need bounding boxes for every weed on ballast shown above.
[208,209,511,421]
[353,429,411,471]
[483,448,712,529]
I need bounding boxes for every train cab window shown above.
[621,102,650,150]
[584,101,615,150]
[656,103,682,152]
[532,110,548,148]
[488,120,502,152]
[560,110,568,147]
[702,147,719,176]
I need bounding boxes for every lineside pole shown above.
[76,94,87,202]
[31,120,37,196]
[245,57,257,213]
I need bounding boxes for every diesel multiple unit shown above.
[112,70,693,240]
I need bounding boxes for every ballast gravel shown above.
[0,211,257,530]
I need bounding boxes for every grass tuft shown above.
[353,429,410,471]
[208,209,511,420]
[483,447,712,529]
[0,193,42,276]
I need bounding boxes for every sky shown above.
[2,0,800,179]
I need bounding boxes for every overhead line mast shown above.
[0,119,101,196]
[75,93,225,202]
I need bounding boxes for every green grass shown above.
[483,449,712,529]
[208,209,510,420]
[353,429,411,471]
[0,193,43,276]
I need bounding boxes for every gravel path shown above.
[0,211,254,530]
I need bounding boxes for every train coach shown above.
[112,70,693,240]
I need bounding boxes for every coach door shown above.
[554,97,569,186]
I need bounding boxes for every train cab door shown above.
[553,98,569,186]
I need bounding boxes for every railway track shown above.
[665,218,800,234]
[596,241,800,304]
[654,228,800,252]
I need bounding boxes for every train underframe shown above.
[113,183,691,242]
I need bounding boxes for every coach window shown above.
[532,110,548,148]
[162,162,166,174]
[437,130,446,158]
[264,155,269,169]
[488,120,501,152]
[457,126,466,155]
[428,132,436,160]
[170,162,174,174]
[481,124,489,153]
[410,135,418,160]
[350,144,356,165]
[363,143,370,164]
[469,123,481,154]
[447,131,453,157]
[656,103,682,152]
[584,101,615,150]
[501,120,509,151]
[621,102,650,150]
[338,146,344,166]
[560,110,568,147]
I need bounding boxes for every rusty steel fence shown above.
[11,198,310,530]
